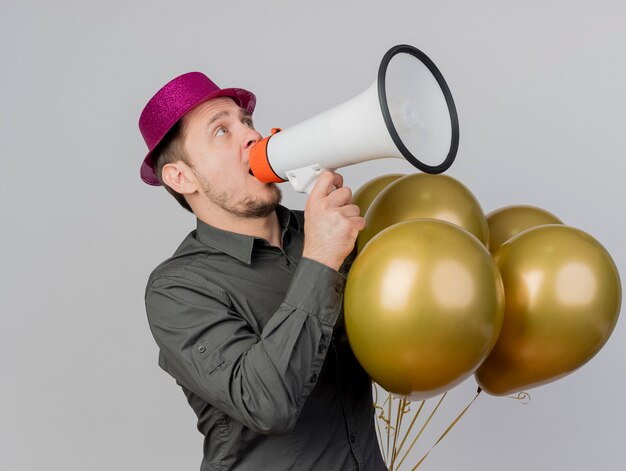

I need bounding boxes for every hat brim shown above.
[140,87,256,186]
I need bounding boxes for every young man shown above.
[140,72,386,470]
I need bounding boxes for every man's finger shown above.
[326,186,353,207]
[309,171,343,199]
[339,204,362,218]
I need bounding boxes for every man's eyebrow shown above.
[239,108,252,119]
[208,110,230,126]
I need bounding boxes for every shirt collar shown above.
[194,204,300,265]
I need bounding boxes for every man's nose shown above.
[244,128,262,149]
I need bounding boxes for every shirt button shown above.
[350,434,356,443]
[309,373,318,383]
[334,283,343,294]
[318,343,327,354]
[197,345,206,353]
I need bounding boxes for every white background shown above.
[1,1,625,469]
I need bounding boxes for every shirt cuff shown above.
[283,257,346,326]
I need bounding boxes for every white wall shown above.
[1,1,624,469]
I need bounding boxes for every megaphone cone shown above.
[249,44,459,193]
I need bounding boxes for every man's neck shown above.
[195,207,282,249]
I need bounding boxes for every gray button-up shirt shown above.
[144,204,386,470]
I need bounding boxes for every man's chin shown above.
[243,186,282,218]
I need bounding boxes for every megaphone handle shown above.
[285,164,335,194]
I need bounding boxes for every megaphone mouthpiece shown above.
[249,127,286,184]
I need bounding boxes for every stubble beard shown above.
[200,177,283,218]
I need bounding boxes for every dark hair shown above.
[151,121,193,213]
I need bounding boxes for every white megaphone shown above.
[249,44,459,194]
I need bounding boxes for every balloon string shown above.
[390,399,425,469]
[395,392,447,470]
[373,385,395,461]
[387,391,392,464]
[411,388,483,470]
[373,384,385,459]
[507,391,530,404]
[389,398,408,469]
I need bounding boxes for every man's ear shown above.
[162,162,197,195]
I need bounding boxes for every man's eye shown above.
[216,127,227,136]
[244,119,254,128]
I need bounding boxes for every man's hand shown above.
[302,171,366,271]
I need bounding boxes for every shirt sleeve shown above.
[144,257,345,435]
